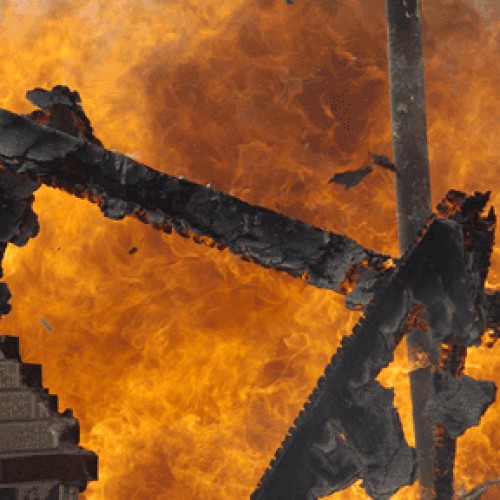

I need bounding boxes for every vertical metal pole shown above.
[385,1,439,497]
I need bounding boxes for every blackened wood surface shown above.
[386,1,436,493]
[0,170,40,317]
[431,193,496,500]
[254,193,495,500]
[253,215,484,500]
[386,0,431,249]
[485,290,500,341]
[0,109,391,295]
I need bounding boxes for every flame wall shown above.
[0,0,498,498]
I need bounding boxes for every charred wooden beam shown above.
[425,344,496,500]
[0,170,40,317]
[0,106,392,297]
[385,1,436,493]
[428,191,496,499]
[485,289,500,341]
[253,196,493,500]
[1,90,498,329]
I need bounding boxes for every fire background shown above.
[0,0,498,498]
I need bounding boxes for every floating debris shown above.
[39,317,52,332]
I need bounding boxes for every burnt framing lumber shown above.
[0,91,499,340]
[386,1,436,494]
[0,88,497,499]
[252,196,495,500]
[0,107,392,300]
[430,191,496,499]
[1,91,500,331]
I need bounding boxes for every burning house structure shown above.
[0,0,498,499]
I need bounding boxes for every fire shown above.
[0,0,498,498]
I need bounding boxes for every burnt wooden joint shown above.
[1,88,500,331]
[0,87,497,499]
[253,195,496,500]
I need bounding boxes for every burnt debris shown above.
[27,85,102,146]
[0,169,40,316]
[424,372,496,439]
[430,190,496,499]
[328,165,373,189]
[0,87,498,499]
[0,93,392,298]
[1,87,499,327]
[328,152,395,191]
[253,195,496,500]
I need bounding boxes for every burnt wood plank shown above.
[0,108,391,297]
[252,195,495,500]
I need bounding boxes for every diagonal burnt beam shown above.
[0,106,392,298]
[1,90,499,329]
[252,197,494,500]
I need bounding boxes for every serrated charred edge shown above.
[253,196,493,497]
[252,210,433,495]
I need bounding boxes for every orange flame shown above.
[0,0,498,498]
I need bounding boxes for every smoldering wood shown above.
[253,203,491,500]
[424,372,496,439]
[26,85,102,147]
[4,88,500,322]
[1,92,499,333]
[386,0,436,493]
[0,108,392,297]
[0,87,497,498]
[485,290,500,341]
[430,190,496,499]
[2,107,500,333]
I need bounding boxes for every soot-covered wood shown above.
[3,87,500,331]
[0,103,391,299]
[0,88,498,500]
[0,170,40,316]
[430,190,496,499]
[253,197,495,500]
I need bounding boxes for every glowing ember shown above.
[0,0,498,498]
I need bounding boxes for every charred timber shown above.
[427,344,496,500]
[253,195,493,500]
[0,108,392,298]
[386,0,435,492]
[431,190,496,499]
[0,169,40,316]
[0,95,499,329]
